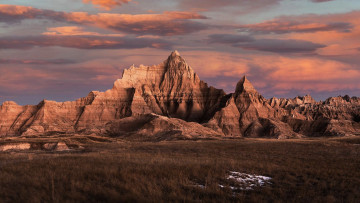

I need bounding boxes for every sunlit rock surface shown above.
[0,51,359,139]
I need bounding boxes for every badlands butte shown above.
[0,51,359,140]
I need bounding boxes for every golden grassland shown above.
[0,137,359,202]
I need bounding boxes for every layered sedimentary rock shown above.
[106,113,222,141]
[205,76,302,139]
[0,51,225,138]
[205,76,359,138]
[0,101,38,137]
[0,51,359,139]
[114,50,225,121]
[282,96,360,137]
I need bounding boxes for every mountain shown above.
[0,51,359,140]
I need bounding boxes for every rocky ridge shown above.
[0,51,359,140]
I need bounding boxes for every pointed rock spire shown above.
[161,50,199,92]
[167,50,184,63]
[167,50,182,62]
[235,76,257,94]
[165,50,193,73]
[171,50,180,57]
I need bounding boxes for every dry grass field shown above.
[0,137,359,202]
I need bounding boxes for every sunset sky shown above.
[1,0,360,105]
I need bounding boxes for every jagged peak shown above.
[324,95,360,105]
[235,76,257,94]
[112,51,195,90]
[167,50,186,64]
[163,50,196,81]
[171,50,181,57]
[293,94,316,104]
[87,91,100,98]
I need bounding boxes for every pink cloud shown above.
[0,4,208,36]
[162,11,208,19]
[178,50,360,97]
[280,11,360,56]
[42,26,124,37]
[0,59,75,65]
[83,0,131,10]
[64,11,208,35]
[230,11,360,56]
[238,20,352,34]
[0,35,172,50]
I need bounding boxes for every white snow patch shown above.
[193,171,272,192]
[223,171,272,191]
[195,184,206,189]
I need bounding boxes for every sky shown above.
[1,0,360,105]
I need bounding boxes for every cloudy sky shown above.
[1,0,360,104]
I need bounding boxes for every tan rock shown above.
[0,143,31,151]
[0,51,359,139]
[43,143,57,150]
[106,114,222,140]
[205,96,241,136]
[54,142,69,151]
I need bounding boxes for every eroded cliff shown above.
[0,51,359,139]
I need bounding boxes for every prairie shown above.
[0,136,359,202]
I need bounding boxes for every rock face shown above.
[113,50,225,121]
[0,51,225,139]
[106,113,222,141]
[0,51,359,139]
[206,76,359,138]
[205,76,303,139]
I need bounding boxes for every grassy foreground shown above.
[0,137,359,202]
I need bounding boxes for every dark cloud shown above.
[206,34,326,53]
[0,5,66,24]
[208,34,254,44]
[103,19,207,36]
[0,35,172,50]
[178,0,282,12]
[0,59,76,65]
[238,21,353,34]
[234,39,326,53]
[0,5,208,36]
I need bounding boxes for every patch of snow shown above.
[219,184,238,190]
[223,171,272,191]
[195,184,206,189]
[193,171,272,193]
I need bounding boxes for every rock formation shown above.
[0,51,359,139]
[106,113,222,141]
[205,76,302,139]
